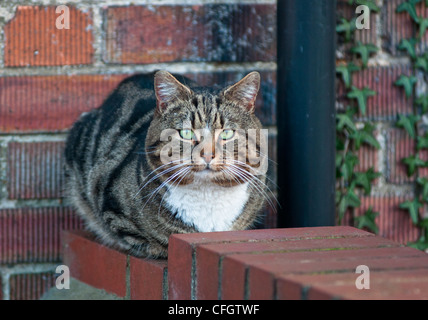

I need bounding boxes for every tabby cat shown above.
[64,70,269,258]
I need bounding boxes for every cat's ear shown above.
[154,70,193,113]
[223,71,260,112]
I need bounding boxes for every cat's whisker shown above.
[141,166,191,211]
[224,157,279,189]
[133,159,192,199]
[143,158,192,182]
[254,150,278,165]
[224,162,278,212]
[221,165,274,211]
[158,167,192,216]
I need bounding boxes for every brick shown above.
[386,128,415,184]
[62,230,127,297]
[354,65,412,121]
[104,4,276,64]
[248,249,428,300]
[220,256,247,300]
[7,141,65,199]
[0,75,127,133]
[289,268,428,300]
[4,6,94,67]
[355,143,378,174]
[275,247,428,300]
[9,272,56,300]
[168,226,370,300]
[354,196,421,245]
[221,242,405,300]
[196,230,387,300]
[130,257,167,300]
[0,71,275,133]
[0,207,83,264]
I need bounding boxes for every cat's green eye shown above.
[219,129,235,140]
[179,129,195,140]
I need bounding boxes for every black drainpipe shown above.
[276,0,337,228]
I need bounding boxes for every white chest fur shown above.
[164,179,250,232]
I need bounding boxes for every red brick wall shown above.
[0,0,277,300]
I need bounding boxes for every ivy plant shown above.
[395,0,428,251]
[335,1,381,232]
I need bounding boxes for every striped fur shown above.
[64,71,268,258]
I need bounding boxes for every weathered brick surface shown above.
[104,4,276,64]
[0,207,82,264]
[62,230,127,297]
[4,6,94,67]
[385,128,414,184]
[0,75,127,133]
[130,257,167,300]
[168,226,373,299]
[279,268,428,300]
[9,272,56,300]
[7,142,65,199]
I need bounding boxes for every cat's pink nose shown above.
[202,153,214,164]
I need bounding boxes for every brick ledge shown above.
[60,227,428,300]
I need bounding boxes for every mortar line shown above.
[0,62,277,77]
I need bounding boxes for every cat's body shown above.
[64,71,267,258]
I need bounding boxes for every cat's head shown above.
[145,70,267,187]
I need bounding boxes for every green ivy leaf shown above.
[340,152,360,181]
[417,177,428,201]
[415,94,428,113]
[407,234,428,251]
[400,198,422,224]
[396,114,420,139]
[355,0,380,12]
[402,154,426,177]
[338,188,361,222]
[394,74,418,98]
[355,207,379,234]
[351,42,378,67]
[397,38,417,60]
[347,86,376,115]
[415,55,428,72]
[337,107,358,133]
[349,123,380,150]
[336,17,357,42]
[336,63,360,88]
[337,113,357,133]
[396,0,422,24]
[417,133,428,150]
[417,17,428,38]
[354,168,381,194]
